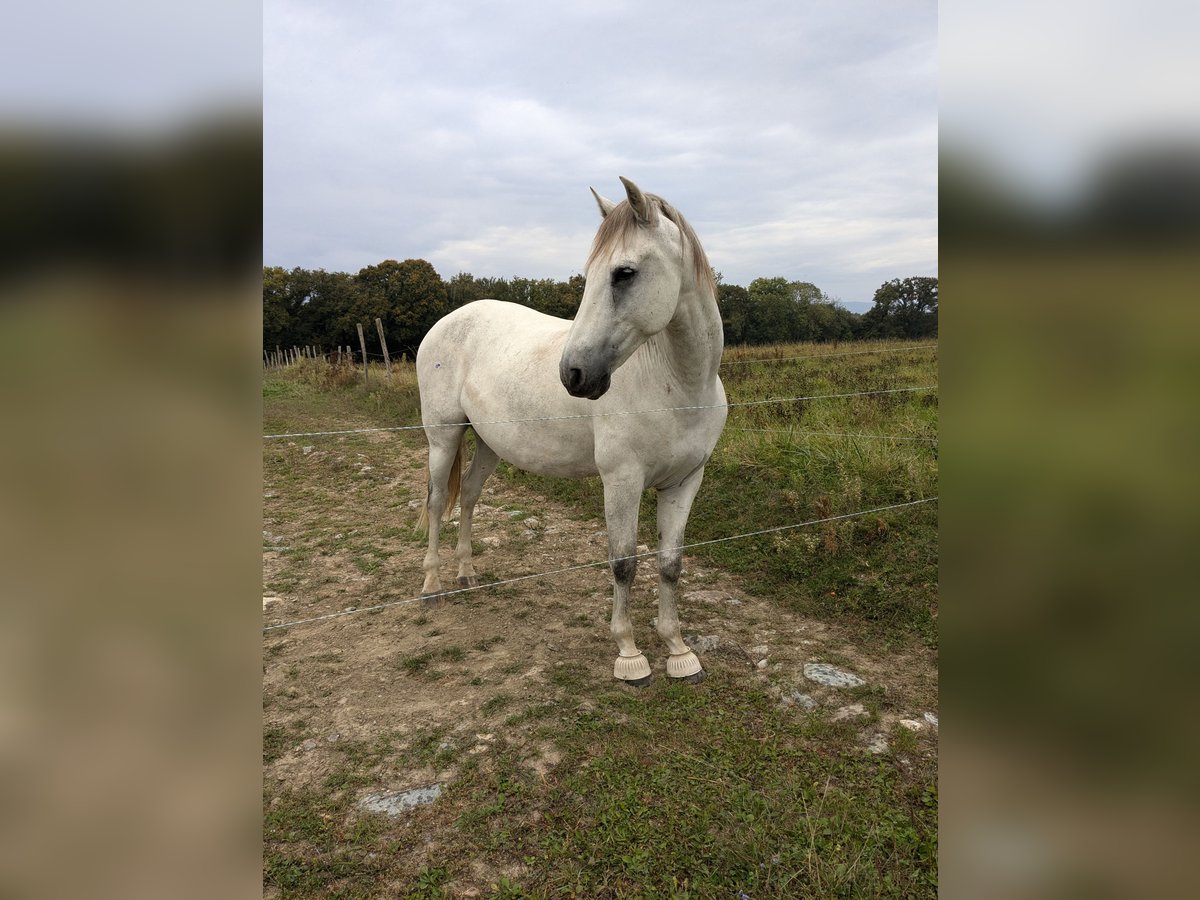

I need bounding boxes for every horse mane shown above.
[587,194,717,296]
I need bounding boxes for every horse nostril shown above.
[568,368,584,391]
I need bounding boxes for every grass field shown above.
[263,338,938,898]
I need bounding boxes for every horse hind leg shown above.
[454,435,500,588]
[420,426,466,600]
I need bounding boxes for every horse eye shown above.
[612,266,637,286]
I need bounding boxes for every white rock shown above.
[832,703,868,722]
[360,784,442,816]
[899,718,925,732]
[786,692,816,710]
[924,712,939,728]
[803,663,866,688]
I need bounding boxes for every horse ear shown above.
[590,187,617,218]
[619,176,654,224]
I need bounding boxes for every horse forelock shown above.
[587,195,716,296]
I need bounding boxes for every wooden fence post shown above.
[356,323,370,386]
[375,317,392,381]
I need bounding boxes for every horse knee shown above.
[659,550,682,584]
[611,554,636,587]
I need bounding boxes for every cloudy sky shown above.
[264,0,937,307]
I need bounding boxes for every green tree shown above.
[297,269,357,349]
[860,276,938,339]
[745,277,798,344]
[262,265,292,349]
[717,282,751,344]
[350,258,450,356]
[447,272,487,309]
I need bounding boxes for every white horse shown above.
[416,178,726,685]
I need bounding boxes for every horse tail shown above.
[416,431,466,533]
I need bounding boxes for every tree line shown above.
[263,260,936,358]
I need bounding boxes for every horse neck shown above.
[648,278,724,395]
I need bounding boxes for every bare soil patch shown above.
[263,429,937,892]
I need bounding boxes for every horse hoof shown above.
[456,576,478,589]
[679,669,707,685]
[420,592,442,608]
[621,674,653,689]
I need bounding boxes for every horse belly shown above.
[462,368,599,479]
[472,419,599,478]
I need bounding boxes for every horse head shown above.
[560,177,688,400]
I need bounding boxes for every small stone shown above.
[924,712,939,728]
[832,703,868,722]
[756,659,769,670]
[899,718,925,732]
[326,732,341,743]
[685,634,721,653]
[865,734,889,754]
[302,739,318,752]
[302,446,314,455]
[803,663,866,688]
[787,692,816,710]
[749,644,769,656]
[360,784,442,816]
[523,516,541,528]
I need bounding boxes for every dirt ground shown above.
[263,432,938,804]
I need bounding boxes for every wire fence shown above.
[263,341,938,634]
[263,385,937,440]
[263,497,938,632]
[266,341,937,369]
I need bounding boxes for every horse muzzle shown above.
[560,358,612,400]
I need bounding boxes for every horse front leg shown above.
[656,465,707,683]
[603,472,652,686]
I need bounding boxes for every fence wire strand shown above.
[262,496,937,633]
[725,426,938,443]
[263,385,937,440]
[719,343,937,365]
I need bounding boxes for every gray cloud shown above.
[265,0,937,304]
